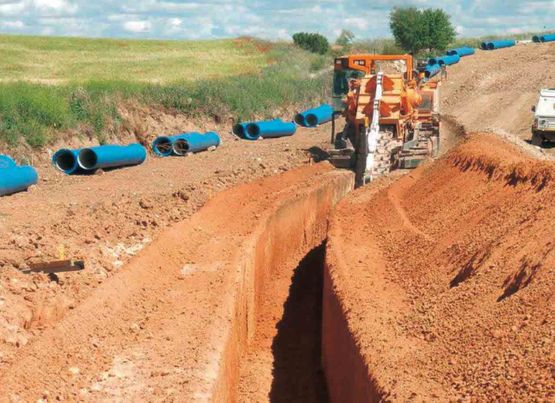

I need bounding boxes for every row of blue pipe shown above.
[425,48,469,78]
[480,40,516,50]
[533,34,555,43]
[234,104,333,141]
[52,143,146,175]
[152,131,221,157]
[0,155,38,196]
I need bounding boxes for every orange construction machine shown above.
[329,54,440,187]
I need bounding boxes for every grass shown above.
[0,35,268,84]
[0,36,329,148]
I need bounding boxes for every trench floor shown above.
[237,245,329,402]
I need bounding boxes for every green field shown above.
[0,35,329,148]
[0,35,268,84]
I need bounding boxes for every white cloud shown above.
[123,20,151,33]
[1,19,24,28]
[0,0,552,40]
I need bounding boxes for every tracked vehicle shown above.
[329,54,440,187]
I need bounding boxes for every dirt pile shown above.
[324,133,554,401]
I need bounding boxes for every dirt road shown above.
[442,41,555,157]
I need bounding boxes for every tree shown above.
[421,9,456,53]
[292,32,330,54]
[335,29,355,49]
[389,7,455,55]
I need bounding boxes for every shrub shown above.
[292,32,330,55]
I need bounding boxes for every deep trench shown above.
[238,244,329,403]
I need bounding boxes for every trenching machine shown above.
[328,54,441,187]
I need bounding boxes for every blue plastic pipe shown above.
[52,148,82,174]
[540,34,555,43]
[295,104,333,127]
[485,40,516,50]
[232,122,257,140]
[428,54,460,66]
[172,132,221,155]
[233,122,260,140]
[446,47,475,57]
[424,63,441,78]
[532,35,541,43]
[77,143,146,170]
[152,136,174,157]
[246,119,296,139]
[0,155,16,169]
[0,165,38,196]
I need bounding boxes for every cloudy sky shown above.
[0,0,553,40]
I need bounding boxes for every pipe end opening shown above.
[78,149,98,170]
[173,139,190,155]
[153,137,173,156]
[294,114,306,126]
[54,150,77,173]
[246,124,260,138]
[305,114,318,127]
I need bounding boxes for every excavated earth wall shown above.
[324,133,554,401]
[0,162,353,401]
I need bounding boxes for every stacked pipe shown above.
[0,155,38,196]
[295,104,333,127]
[52,143,146,175]
[480,40,516,50]
[152,131,221,157]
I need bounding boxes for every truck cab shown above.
[532,89,555,146]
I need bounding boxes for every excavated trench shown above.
[0,163,353,401]
[237,244,329,402]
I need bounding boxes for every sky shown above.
[0,0,553,40]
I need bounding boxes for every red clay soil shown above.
[324,133,554,401]
[0,162,353,401]
[0,123,331,368]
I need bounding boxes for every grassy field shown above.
[0,35,268,83]
[0,35,329,148]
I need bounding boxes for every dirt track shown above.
[0,42,554,401]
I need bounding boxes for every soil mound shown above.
[324,133,554,401]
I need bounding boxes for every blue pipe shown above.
[295,104,333,127]
[246,119,296,139]
[540,34,555,43]
[172,132,221,155]
[0,165,38,196]
[424,63,441,78]
[52,148,82,174]
[77,143,146,170]
[485,40,516,50]
[0,155,16,169]
[428,54,460,66]
[233,122,260,140]
[152,136,174,157]
[532,35,541,43]
[446,47,475,57]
